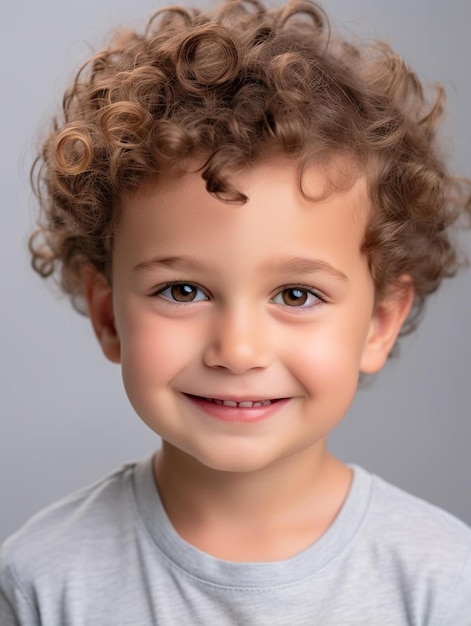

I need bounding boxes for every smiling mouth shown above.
[185,394,280,408]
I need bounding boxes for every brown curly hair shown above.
[30,0,471,335]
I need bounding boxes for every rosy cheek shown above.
[288,329,358,382]
[120,312,196,380]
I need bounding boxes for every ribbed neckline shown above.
[133,455,372,589]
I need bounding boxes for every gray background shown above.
[1,0,470,544]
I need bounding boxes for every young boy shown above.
[1,0,470,623]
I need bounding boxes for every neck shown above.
[153,442,352,561]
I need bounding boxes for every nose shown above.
[203,304,273,374]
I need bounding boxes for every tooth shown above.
[222,400,238,407]
[204,398,274,407]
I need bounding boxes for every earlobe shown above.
[82,267,121,363]
[360,278,414,374]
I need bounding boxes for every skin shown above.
[85,156,412,561]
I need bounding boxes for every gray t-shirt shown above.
[1,456,470,625]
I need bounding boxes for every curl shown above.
[145,5,196,37]
[276,0,327,34]
[99,101,152,147]
[51,124,94,175]
[174,25,240,92]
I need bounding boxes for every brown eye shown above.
[157,283,208,303]
[171,284,198,301]
[281,288,308,306]
[271,287,322,308]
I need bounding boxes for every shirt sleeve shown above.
[0,543,40,626]
[439,547,471,626]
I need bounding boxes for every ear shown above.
[82,266,121,363]
[360,278,414,374]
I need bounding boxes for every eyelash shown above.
[270,284,326,310]
[152,282,210,305]
[151,281,326,310]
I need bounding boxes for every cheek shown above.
[286,317,370,394]
[117,306,198,391]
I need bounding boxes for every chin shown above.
[188,444,280,474]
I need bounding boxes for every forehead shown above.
[124,153,369,217]
[115,156,371,273]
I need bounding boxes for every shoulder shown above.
[362,468,471,553]
[0,460,143,594]
[353,466,471,623]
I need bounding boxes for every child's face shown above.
[89,157,407,473]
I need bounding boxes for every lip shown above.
[183,393,291,423]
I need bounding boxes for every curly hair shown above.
[30,0,471,335]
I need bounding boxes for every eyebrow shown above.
[134,254,348,280]
[133,256,212,273]
[262,257,348,281]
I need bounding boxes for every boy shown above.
[1,0,470,623]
